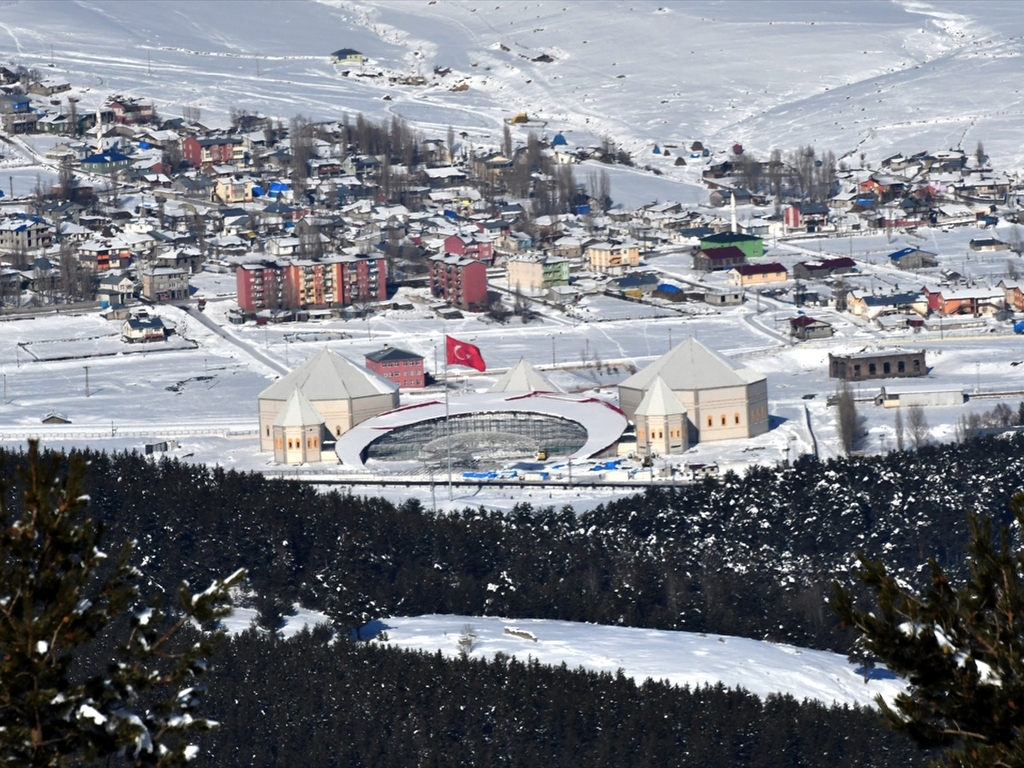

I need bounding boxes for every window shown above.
[266,427,270,436]
[307,437,313,448]
[854,364,861,377]
[898,361,905,373]
[734,413,740,425]
[313,437,318,447]
[913,359,920,371]
[336,426,341,436]
[657,429,663,439]
[883,362,891,374]
[275,438,282,450]
[721,415,726,426]
[287,438,293,449]
[638,428,645,441]
[869,363,877,375]
[707,416,713,428]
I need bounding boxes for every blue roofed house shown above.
[81,150,133,176]
[888,246,938,271]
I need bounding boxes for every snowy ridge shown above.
[363,614,906,709]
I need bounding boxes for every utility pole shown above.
[551,336,555,366]
[83,365,90,397]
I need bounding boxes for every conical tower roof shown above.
[260,348,398,402]
[635,376,687,417]
[489,358,562,393]
[620,337,763,392]
[273,387,325,428]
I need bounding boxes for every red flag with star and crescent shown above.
[446,335,486,372]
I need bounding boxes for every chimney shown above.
[730,191,737,234]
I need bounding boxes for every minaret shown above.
[730,190,737,234]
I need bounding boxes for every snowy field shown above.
[6,1,1024,204]
[360,614,906,709]
[214,607,907,709]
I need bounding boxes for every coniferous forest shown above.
[7,436,1024,765]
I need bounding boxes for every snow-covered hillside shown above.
[5,0,1024,184]
[362,614,906,709]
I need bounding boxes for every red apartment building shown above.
[444,233,493,264]
[182,135,244,168]
[365,347,425,389]
[235,255,386,312]
[429,254,488,310]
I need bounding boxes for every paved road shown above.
[181,305,290,376]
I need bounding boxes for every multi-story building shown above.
[140,267,189,302]
[365,346,426,389]
[585,240,640,275]
[506,253,570,293]
[0,218,52,252]
[182,135,245,169]
[236,263,285,312]
[429,254,488,310]
[235,254,386,313]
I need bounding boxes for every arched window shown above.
[721,415,726,426]
[707,416,713,427]
[898,360,905,373]
[869,363,877,375]
[734,413,740,425]
[266,427,270,437]
[883,362,891,374]
[287,439,293,449]
[313,437,318,447]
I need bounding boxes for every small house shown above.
[789,315,833,341]
[122,316,167,343]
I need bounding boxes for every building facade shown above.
[365,347,426,389]
[429,254,488,310]
[828,349,927,381]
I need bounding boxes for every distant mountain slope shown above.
[5,0,1024,168]
[363,614,906,708]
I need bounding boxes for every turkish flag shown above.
[446,335,486,371]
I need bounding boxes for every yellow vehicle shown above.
[536,448,548,461]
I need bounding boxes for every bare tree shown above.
[1008,224,1024,257]
[907,405,930,448]
[975,139,986,166]
[66,97,78,137]
[182,104,202,124]
[446,125,455,163]
[894,407,905,452]
[289,115,314,197]
[586,168,611,212]
[835,381,861,455]
[57,155,75,202]
[767,148,784,213]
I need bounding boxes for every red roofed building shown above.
[444,232,493,263]
[365,346,426,389]
[727,262,788,286]
[692,245,745,272]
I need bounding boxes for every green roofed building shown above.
[699,231,764,260]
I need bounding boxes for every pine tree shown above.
[833,492,1024,766]
[0,441,244,767]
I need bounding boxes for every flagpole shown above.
[444,333,453,501]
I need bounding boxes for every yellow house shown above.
[214,178,254,204]
[585,241,640,275]
[507,254,570,293]
[727,262,788,286]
